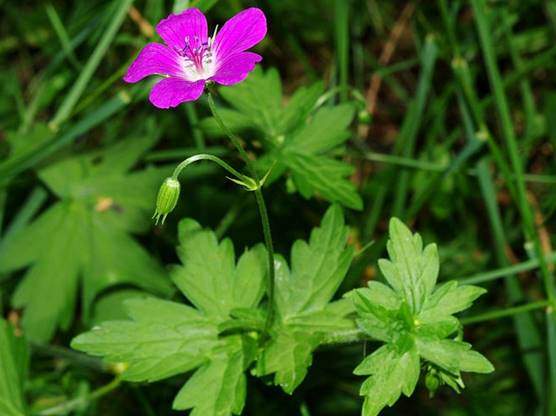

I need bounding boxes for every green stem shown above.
[321,328,369,345]
[459,252,556,285]
[462,300,551,325]
[206,90,276,335]
[172,153,253,186]
[35,376,122,415]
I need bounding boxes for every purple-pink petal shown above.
[156,8,208,51]
[214,8,266,63]
[149,78,205,108]
[123,43,183,83]
[212,52,262,86]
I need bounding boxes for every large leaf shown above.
[200,67,362,209]
[256,205,356,393]
[354,344,420,416]
[352,218,493,415]
[0,135,175,342]
[73,218,267,416]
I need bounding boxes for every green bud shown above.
[153,177,180,225]
[425,370,441,397]
[358,109,372,124]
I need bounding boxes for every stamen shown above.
[178,29,217,79]
[209,25,219,47]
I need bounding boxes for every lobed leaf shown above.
[199,67,362,209]
[352,218,492,414]
[416,337,494,374]
[354,344,420,416]
[379,218,439,313]
[73,218,268,416]
[0,136,173,342]
[257,205,356,392]
[173,218,266,320]
[419,281,486,322]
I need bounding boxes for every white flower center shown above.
[178,27,219,82]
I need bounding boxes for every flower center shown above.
[177,27,218,82]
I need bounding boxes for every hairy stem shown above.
[171,153,253,185]
[206,90,276,335]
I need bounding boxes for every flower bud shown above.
[358,109,372,124]
[425,371,441,397]
[153,177,180,225]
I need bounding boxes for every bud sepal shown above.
[153,177,180,225]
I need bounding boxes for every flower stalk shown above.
[206,89,276,336]
[153,153,264,224]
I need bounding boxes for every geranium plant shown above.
[67,7,494,416]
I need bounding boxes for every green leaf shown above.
[173,219,267,320]
[256,205,355,393]
[72,298,217,381]
[275,205,353,317]
[351,287,403,343]
[283,152,362,210]
[416,337,494,374]
[378,217,439,313]
[172,343,248,415]
[352,218,492,412]
[354,344,420,416]
[0,135,174,342]
[0,320,28,416]
[419,281,486,322]
[200,67,361,209]
[255,329,321,395]
[73,219,268,415]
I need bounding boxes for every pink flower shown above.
[124,8,266,109]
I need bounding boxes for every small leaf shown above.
[420,281,486,322]
[355,344,420,416]
[352,218,493,412]
[255,329,320,394]
[380,218,439,313]
[416,337,494,374]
